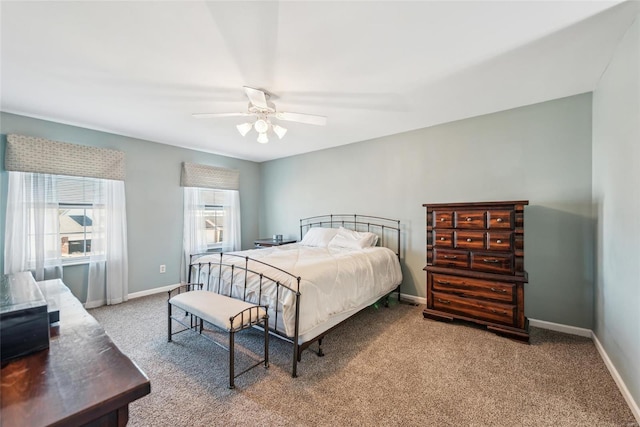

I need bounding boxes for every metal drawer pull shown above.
[496,239,502,244]
[466,217,472,221]
[440,237,445,241]
[440,217,445,222]
[466,238,472,242]
[436,280,451,285]
[490,287,507,293]
[437,298,450,305]
[490,308,507,314]
[443,255,458,259]
[483,259,500,263]
[496,218,503,222]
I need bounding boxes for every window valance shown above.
[180,162,239,190]
[5,134,125,181]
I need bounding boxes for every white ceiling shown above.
[1,1,638,162]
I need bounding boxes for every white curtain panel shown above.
[4,172,62,280]
[223,190,241,252]
[181,187,208,282]
[86,179,128,308]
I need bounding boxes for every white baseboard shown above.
[128,283,179,300]
[399,293,426,305]
[592,333,640,424]
[528,318,592,338]
[529,318,639,423]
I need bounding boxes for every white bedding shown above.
[191,243,402,341]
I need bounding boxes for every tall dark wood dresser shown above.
[422,200,530,342]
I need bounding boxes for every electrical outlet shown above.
[160,264,166,273]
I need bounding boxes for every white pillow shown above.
[328,227,379,249]
[299,227,339,247]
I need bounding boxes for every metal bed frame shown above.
[187,214,402,378]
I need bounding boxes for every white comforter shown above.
[191,243,402,338]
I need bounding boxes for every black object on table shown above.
[254,238,297,248]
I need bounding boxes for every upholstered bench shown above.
[168,285,269,389]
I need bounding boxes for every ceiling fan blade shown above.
[243,86,270,109]
[192,112,252,118]
[275,111,327,126]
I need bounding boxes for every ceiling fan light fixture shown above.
[272,124,287,139]
[195,87,327,144]
[236,122,252,137]
[257,132,269,144]
[253,118,269,134]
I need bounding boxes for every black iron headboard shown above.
[299,214,401,259]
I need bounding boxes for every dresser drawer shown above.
[471,252,513,274]
[488,210,512,229]
[433,210,453,228]
[455,231,485,250]
[432,249,469,269]
[432,291,515,325]
[433,230,453,248]
[431,273,515,303]
[455,210,485,229]
[487,231,512,251]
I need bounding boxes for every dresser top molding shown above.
[422,200,529,208]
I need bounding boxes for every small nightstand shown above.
[254,238,297,248]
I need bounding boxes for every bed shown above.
[187,214,403,377]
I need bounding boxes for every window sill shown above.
[62,259,91,267]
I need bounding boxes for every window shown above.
[55,176,101,263]
[182,186,241,281]
[59,204,93,259]
[14,174,101,266]
[201,189,230,252]
[4,136,128,305]
[204,204,225,251]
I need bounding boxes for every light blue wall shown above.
[592,13,640,414]
[0,113,261,299]
[260,94,594,329]
[0,97,597,331]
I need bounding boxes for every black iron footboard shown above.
[188,252,304,377]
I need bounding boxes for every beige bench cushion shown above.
[170,290,265,331]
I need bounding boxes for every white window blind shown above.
[201,188,228,206]
[56,175,101,204]
[19,174,101,204]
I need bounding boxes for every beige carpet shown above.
[89,293,636,427]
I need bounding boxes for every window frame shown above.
[203,203,225,252]
[59,202,94,264]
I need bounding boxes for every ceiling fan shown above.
[192,86,327,143]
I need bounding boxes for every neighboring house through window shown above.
[60,205,93,259]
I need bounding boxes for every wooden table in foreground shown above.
[1,279,150,427]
